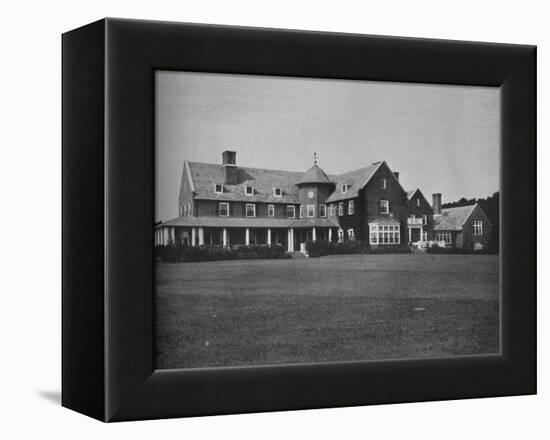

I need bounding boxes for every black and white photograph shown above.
[154,71,500,369]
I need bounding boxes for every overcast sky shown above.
[156,71,499,222]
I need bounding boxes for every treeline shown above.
[443,191,499,251]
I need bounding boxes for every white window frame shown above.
[417,198,420,207]
[245,203,256,218]
[245,185,254,196]
[268,204,275,217]
[214,183,224,194]
[307,204,315,218]
[219,202,229,217]
[188,202,192,216]
[473,220,483,235]
[341,184,349,193]
[421,231,428,241]
[338,202,344,216]
[369,224,401,245]
[435,232,452,244]
[319,204,327,218]
[347,228,355,241]
[348,200,355,215]
[379,200,389,214]
[286,205,295,218]
[299,205,304,218]
[422,214,428,225]
[273,187,282,197]
[382,178,387,189]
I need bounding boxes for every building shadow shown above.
[37,390,61,405]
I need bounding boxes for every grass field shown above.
[155,253,499,369]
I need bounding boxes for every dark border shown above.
[82,18,536,421]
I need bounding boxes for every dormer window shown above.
[273,187,282,197]
[214,183,224,194]
[245,185,254,196]
[341,184,350,193]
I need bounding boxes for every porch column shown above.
[328,228,332,242]
[312,227,317,242]
[198,227,204,245]
[408,227,412,243]
[267,228,272,246]
[163,227,169,245]
[245,228,250,245]
[222,228,228,247]
[287,228,294,252]
[421,226,423,242]
[171,227,175,244]
[191,227,197,246]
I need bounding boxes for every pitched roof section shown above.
[325,162,381,203]
[433,204,477,231]
[297,164,331,185]
[406,189,417,200]
[187,161,303,203]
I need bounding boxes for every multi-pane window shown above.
[338,228,344,242]
[319,204,327,218]
[338,202,344,216]
[330,204,336,216]
[245,186,254,196]
[300,205,305,218]
[341,184,350,193]
[379,200,389,214]
[382,178,387,189]
[245,203,256,217]
[268,204,275,217]
[219,202,229,217]
[422,214,428,225]
[286,205,295,218]
[369,224,400,245]
[473,220,483,235]
[273,187,282,197]
[348,200,355,215]
[307,204,315,217]
[214,184,223,194]
[435,232,452,244]
[421,231,428,241]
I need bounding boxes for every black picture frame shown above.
[62,18,536,422]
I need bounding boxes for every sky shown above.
[156,71,499,222]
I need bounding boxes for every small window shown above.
[382,178,387,189]
[379,200,389,214]
[188,202,192,216]
[219,202,229,217]
[338,202,344,216]
[214,184,223,194]
[417,198,420,207]
[347,229,355,241]
[307,204,315,217]
[473,220,483,235]
[421,231,428,241]
[341,184,350,193]
[300,205,305,218]
[268,204,275,217]
[286,205,295,218]
[245,186,254,196]
[319,204,326,218]
[245,204,256,217]
[273,187,282,197]
[348,200,355,215]
[422,214,428,225]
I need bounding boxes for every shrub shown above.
[157,244,290,263]
[305,240,410,257]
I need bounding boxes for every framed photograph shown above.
[62,18,536,421]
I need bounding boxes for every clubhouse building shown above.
[155,151,492,252]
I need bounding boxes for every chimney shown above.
[222,150,238,185]
[432,193,442,215]
[393,171,399,181]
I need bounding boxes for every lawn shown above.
[155,253,499,369]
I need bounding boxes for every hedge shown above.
[156,244,290,263]
[305,240,411,257]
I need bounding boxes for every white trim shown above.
[268,204,275,217]
[245,203,256,217]
[473,220,483,235]
[379,199,389,214]
[382,178,387,189]
[307,204,315,217]
[273,187,282,197]
[348,200,355,215]
[244,185,254,196]
[338,202,344,216]
[319,204,327,218]
[219,202,229,217]
[214,183,224,194]
[184,160,196,193]
[286,205,295,218]
[369,223,400,245]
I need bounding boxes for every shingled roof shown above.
[325,162,381,203]
[433,204,477,230]
[297,164,332,185]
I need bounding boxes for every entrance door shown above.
[410,228,421,242]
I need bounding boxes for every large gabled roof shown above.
[325,162,382,203]
[433,204,477,231]
[187,161,303,203]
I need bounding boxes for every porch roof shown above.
[158,216,339,229]
[367,216,401,226]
